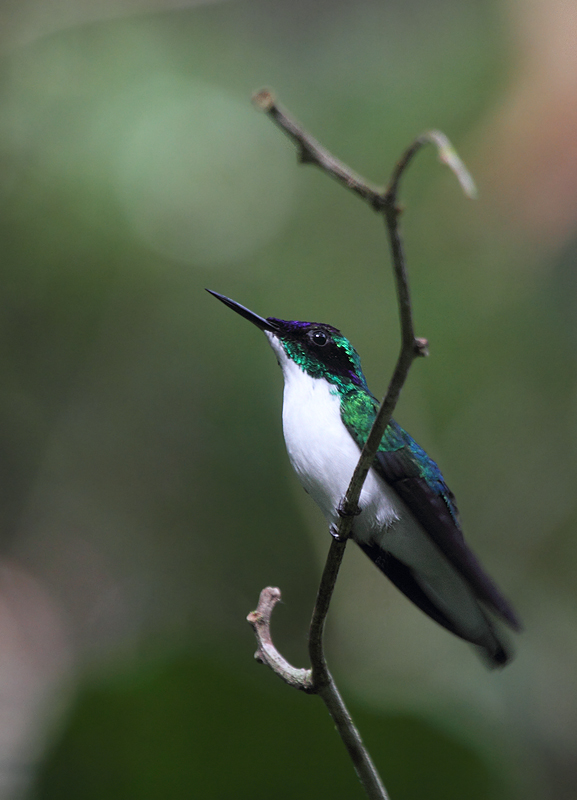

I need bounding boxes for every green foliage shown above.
[34,651,508,800]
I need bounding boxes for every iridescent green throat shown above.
[278,331,369,392]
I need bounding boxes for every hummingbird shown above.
[207,289,520,666]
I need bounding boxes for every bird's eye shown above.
[309,329,328,346]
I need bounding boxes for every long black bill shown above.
[206,289,279,333]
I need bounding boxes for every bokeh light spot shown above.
[116,78,297,267]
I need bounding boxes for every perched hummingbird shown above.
[208,290,520,666]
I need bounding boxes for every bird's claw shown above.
[337,501,361,518]
[330,525,348,542]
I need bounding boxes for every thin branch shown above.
[252,89,383,207]
[316,673,389,800]
[248,582,389,800]
[252,89,476,210]
[308,534,347,685]
[248,91,475,800]
[309,545,390,799]
[386,130,477,201]
[247,588,313,692]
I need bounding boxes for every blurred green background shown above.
[0,0,574,798]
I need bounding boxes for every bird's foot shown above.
[330,524,348,543]
[337,501,361,518]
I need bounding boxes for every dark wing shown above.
[357,540,510,666]
[373,429,520,632]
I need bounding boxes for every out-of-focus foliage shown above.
[0,0,573,798]
[34,649,510,800]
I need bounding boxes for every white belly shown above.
[272,348,401,538]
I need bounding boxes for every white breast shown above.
[266,333,400,539]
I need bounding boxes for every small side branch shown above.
[253,89,383,207]
[247,587,313,692]
[248,582,390,800]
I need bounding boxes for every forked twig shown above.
[247,90,476,800]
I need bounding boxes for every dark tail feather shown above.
[357,540,513,667]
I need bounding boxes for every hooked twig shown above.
[247,587,313,692]
[248,90,476,800]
